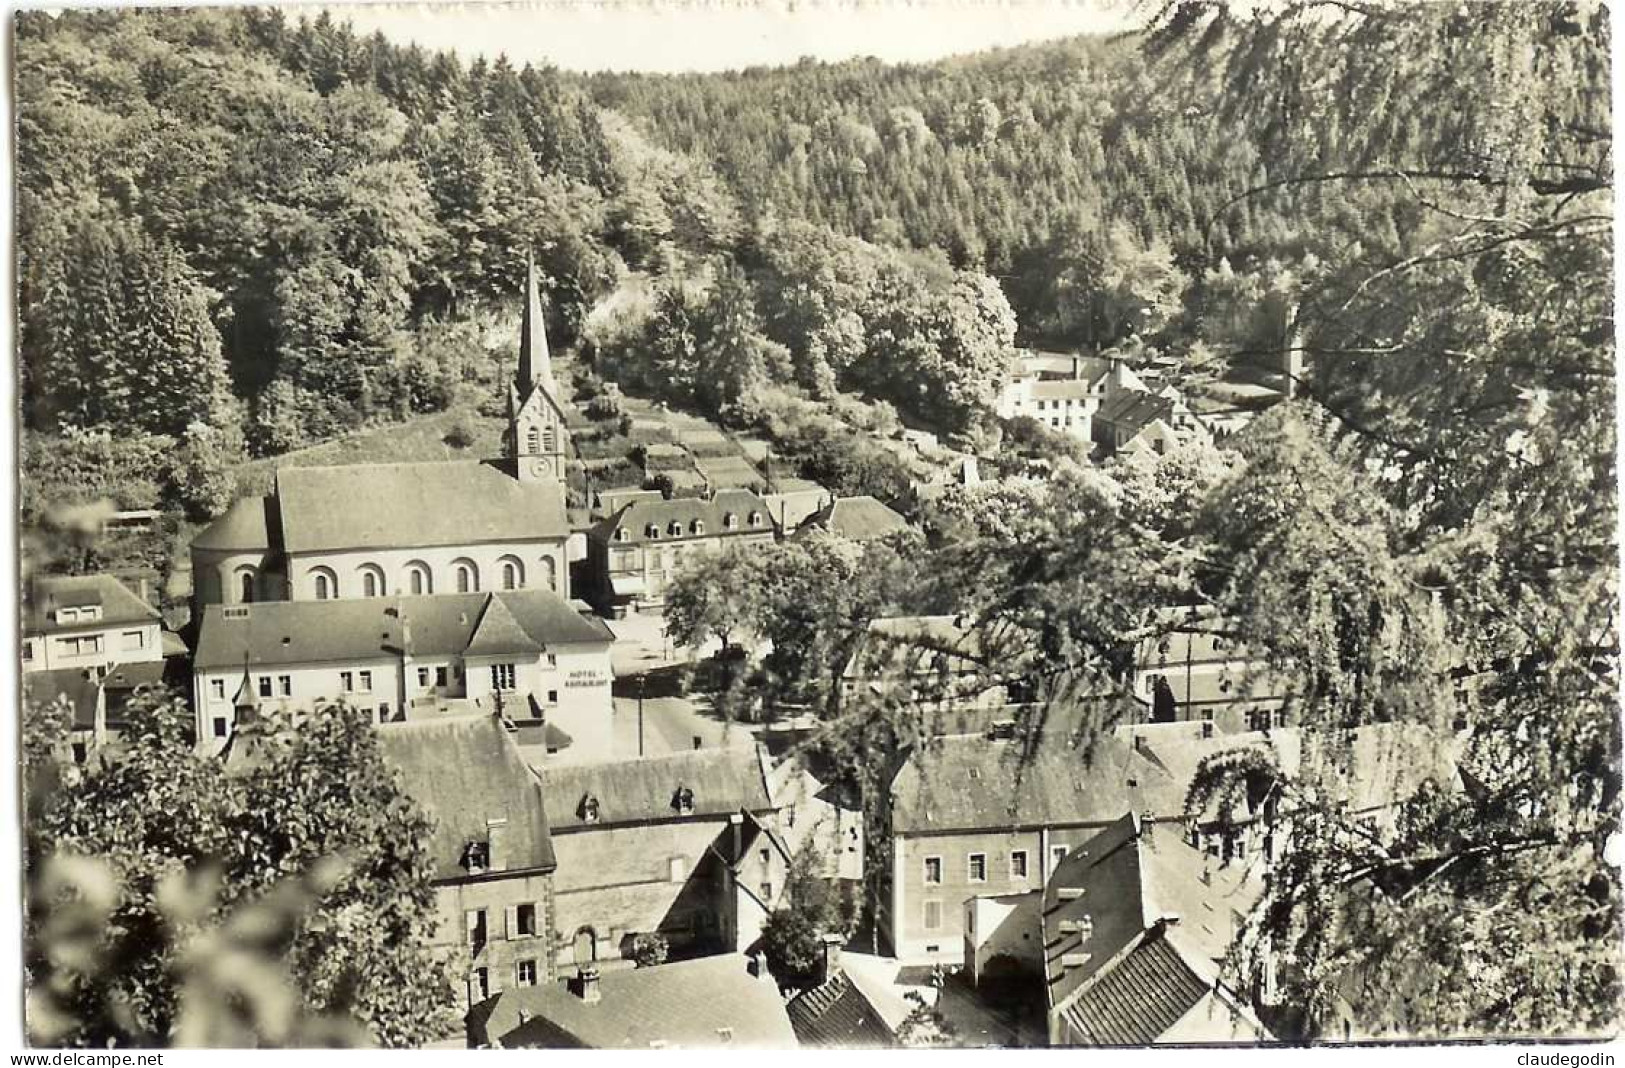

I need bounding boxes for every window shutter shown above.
[534,901,547,939]
[504,906,519,940]
[489,965,504,995]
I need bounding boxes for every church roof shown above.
[274,461,568,554]
[192,495,274,552]
[518,255,556,402]
[194,589,612,670]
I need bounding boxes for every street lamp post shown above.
[637,673,646,757]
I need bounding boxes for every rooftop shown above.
[473,954,797,1049]
[274,461,568,554]
[801,496,911,542]
[786,968,898,1049]
[24,573,161,635]
[376,713,557,881]
[592,490,775,545]
[191,495,275,553]
[193,589,613,671]
[541,746,773,831]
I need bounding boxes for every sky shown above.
[317,0,1140,74]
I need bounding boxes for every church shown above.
[192,261,577,612]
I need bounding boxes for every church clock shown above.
[526,456,554,480]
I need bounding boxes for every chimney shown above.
[819,933,845,985]
[747,950,772,982]
[485,817,508,872]
[1132,732,1148,753]
[574,964,601,1004]
[692,735,703,750]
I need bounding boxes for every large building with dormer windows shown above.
[191,262,576,613]
[584,490,778,610]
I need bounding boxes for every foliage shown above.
[628,932,669,969]
[895,990,959,1048]
[758,846,855,991]
[28,690,457,1047]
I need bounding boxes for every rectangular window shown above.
[491,664,516,691]
[923,857,942,885]
[1011,850,1029,879]
[546,689,558,704]
[517,960,537,987]
[340,671,354,693]
[924,900,942,930]
[467,909,487,951]
[121,630,144,651]
[472,967,489,1002]
[759,848,770,867]
[417,667,430,687]
[760,882,773,901]
[437,666,449,687]
[210,679,226,700]
[278,675,292,697]
[357,670,373,693]
[1052,845,1068,870]
[968,853,987,883]
[547,654,558,667]
[21,641,32,662]
[212,717,229,738]
[379,703,391,723]
[258,676,273,698]
[516,903,537,937]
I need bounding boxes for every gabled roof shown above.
[1043,814,1268,1045]
[193,589,612,671]
[786,969,898,1048]
[541,747,773,831]
[274,461,568,554]
[800,496,910,542]
[1096,389,1175,434]
[476,954,797,1049]
[464,594,545,658]
[377,713,556,881]
[192,495,274,552]
[23,574,161,635]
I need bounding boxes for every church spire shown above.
[518,254,554,400]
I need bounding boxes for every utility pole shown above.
[637,672,646,757]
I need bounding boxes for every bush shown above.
[629,932,669,969]
[586,393,625,421]
[442,419,476,450]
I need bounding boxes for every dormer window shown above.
[748,511,762,527]
[673,786,695,815]
[462,840,490,874]
[667,520,683,536]
[691,520,704,535]
[615,528,631,542]
[723,513,738,530]
[645,524,660,539]
[580,795,600,824]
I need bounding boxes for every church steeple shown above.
[518,254,554,401]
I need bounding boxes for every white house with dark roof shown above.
[191,263,576,612]
[585,490,777,609]
[191,589,614,759]
[22,573,166,675]
[538,746,786,970]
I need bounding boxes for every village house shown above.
[538,746,786,972]
[585,490,777,610]
[1132,606,1292,732]
[377,713,560,1011]
[191,263,576,612]
[794,496,911,543]
[191,589,614,759]
[885,720,1455,965]
[1094,385,1212,459]
[467,953,796,1049]
[22,573,167,676]
[785,936,905,1049]
[1039,813,1271,1045]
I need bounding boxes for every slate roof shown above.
[801,496,910,542]
[786,969,898,1048]
[1096,390,1175,435]
[1057,930,1213,1046]
[376,713,556,881]
[475,954,797,1049]
[591,489,776,545]
[23,574,161,635]
[24,668,101,730]
[1043,814,1268,1045]
[541,746,773,831]
[1028,379,1097,401]
[194,589,613,670]
[192,495,275,552]
[464,595,545,658]
[274,461,568,554]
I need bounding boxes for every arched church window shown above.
[453,559,479,594]
[312,567,338,601]
[499,556,524,591]
[540,556,558,592]
[359,564,386,598]
[236,568,256,604]
[406,561,433,596]
[526,426,541,454]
